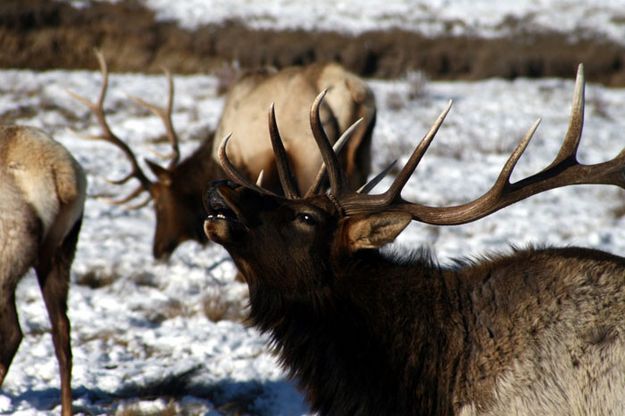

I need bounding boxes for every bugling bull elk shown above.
[69,51,375,259]
[204,65,625,415]
[0,126,86,416]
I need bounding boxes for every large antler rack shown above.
[319,64,625,224]
[220,64,625,226]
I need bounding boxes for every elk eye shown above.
[295,212,318,226]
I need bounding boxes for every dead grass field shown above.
[2,0,625,85]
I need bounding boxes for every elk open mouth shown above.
[204,186,242,223]
[205,197,238,223]
[203,183,246,242]
[206,211,235,221]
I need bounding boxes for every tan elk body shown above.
[0,126,86,416]
[213,63,376,192]
[71,52,375,259]
[204,65,625,415]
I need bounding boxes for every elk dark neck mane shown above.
[240,245,625,416]
[241,247,463,415]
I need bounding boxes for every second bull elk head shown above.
[70,52,375,259]
[205,65,625,415]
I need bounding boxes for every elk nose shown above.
[205,187,226,210]
[204,180,236,212]
[204,180,237,209]
[208,179,239,189]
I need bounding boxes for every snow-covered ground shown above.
[66,0,625,45]
[4,1,625,414]
[2,64,625,415]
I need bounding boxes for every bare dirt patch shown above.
[2,0,625,85]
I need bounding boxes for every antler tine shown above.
[125,195,153,210]
[105,184,147,206]
[218,135,276,195]
[64,50,109,111]
[338,101,452,215]
[67,50,153,192]
[381,100,453,204]
[94,50,108,108]
[357,160,398,194]
[489,118,541,194]
[305,117,364,197]
[310,89,349,197]
[268,103,300,199]
[64,50,108,114]
[105,171,137,185]
[128,67,181,169]
[548,64,585,168]
[256,170,265,187]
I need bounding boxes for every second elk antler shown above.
[67,50,167,209]
[68,50,222,259]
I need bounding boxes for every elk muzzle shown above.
[203,180,247,244]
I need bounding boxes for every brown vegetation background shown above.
[2,0,625,85]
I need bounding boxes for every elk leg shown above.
[35,218,82,416]
[35,261,72,416]
[0,288,22,386]
[1,218,39,386]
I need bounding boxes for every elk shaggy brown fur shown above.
[0,125,86,416]
[71,52,375,259]
[204,65,625,415]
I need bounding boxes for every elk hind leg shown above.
[35,217,82,416]
[0,226,37,386]
[0,287,23,386]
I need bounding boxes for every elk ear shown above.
[145,159,172,186]
[345,211,412,251]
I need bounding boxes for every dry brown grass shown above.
[202,288,248,323]
[75,266,120,288]
[4,0,625,86]
[115,400,178,416]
